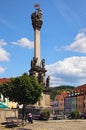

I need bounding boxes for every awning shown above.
[0,102,8,109]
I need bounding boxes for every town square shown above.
[0,1,86,130]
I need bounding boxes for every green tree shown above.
[0,73,43,119]
[40,109,50,120]
[70,111,79,119]
[50,89,57,100]
[0,73,43,105]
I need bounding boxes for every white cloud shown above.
[12,38,34,49]
[64,32,86,53]
[0,39,10,74]
[0,39,10,61]
[0,66,5,73]
[0,39,7,47]
[46,56,86,86]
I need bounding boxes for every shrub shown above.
[70,111,79,119]
[40,109,50,120]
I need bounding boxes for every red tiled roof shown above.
[0,78,10,84]
[61,91,68,98]
[55,92,68,100]
[56,95,61,99]
[74,84,86,91]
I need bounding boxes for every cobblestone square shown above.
[0,120,86,130]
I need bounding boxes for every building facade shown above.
[51,84,86,116]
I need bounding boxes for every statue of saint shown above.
[41,59,45,68]
[38,72,43,83]
[31,57,38,67]
[46,76,50,87]
[31,4,43,30]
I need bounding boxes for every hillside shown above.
[50,85,75,100]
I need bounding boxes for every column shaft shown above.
[34,29,40,66]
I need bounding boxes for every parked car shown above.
[80,113,86,119]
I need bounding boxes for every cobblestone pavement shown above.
[0,120,86,130]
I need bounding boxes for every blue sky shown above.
[0,0,86,87]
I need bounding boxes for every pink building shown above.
[51,91,68,115]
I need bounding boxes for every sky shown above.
[0,0,86,87]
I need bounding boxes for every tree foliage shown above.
[40,109,50,120]
[0,73,43,105]
[70,110,79,119]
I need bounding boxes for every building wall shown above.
[58,96,64,113]
[71,96,77,111]
[77,95,84,113]
[84,95,86,112]
[64,96,71,115]
[8,101,17,109]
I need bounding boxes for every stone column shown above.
[34,29,40,66]
[31,6,43,66]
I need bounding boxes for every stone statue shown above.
[31,6,43,30]
[31,57,38,67]
[37,9,42,20]
[31,59,33,67]
[38,72,44,83]
[46,76,50,87]
[33,57,38,66]
[41,59,45,68]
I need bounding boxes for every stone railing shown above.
[0,109,18,123]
